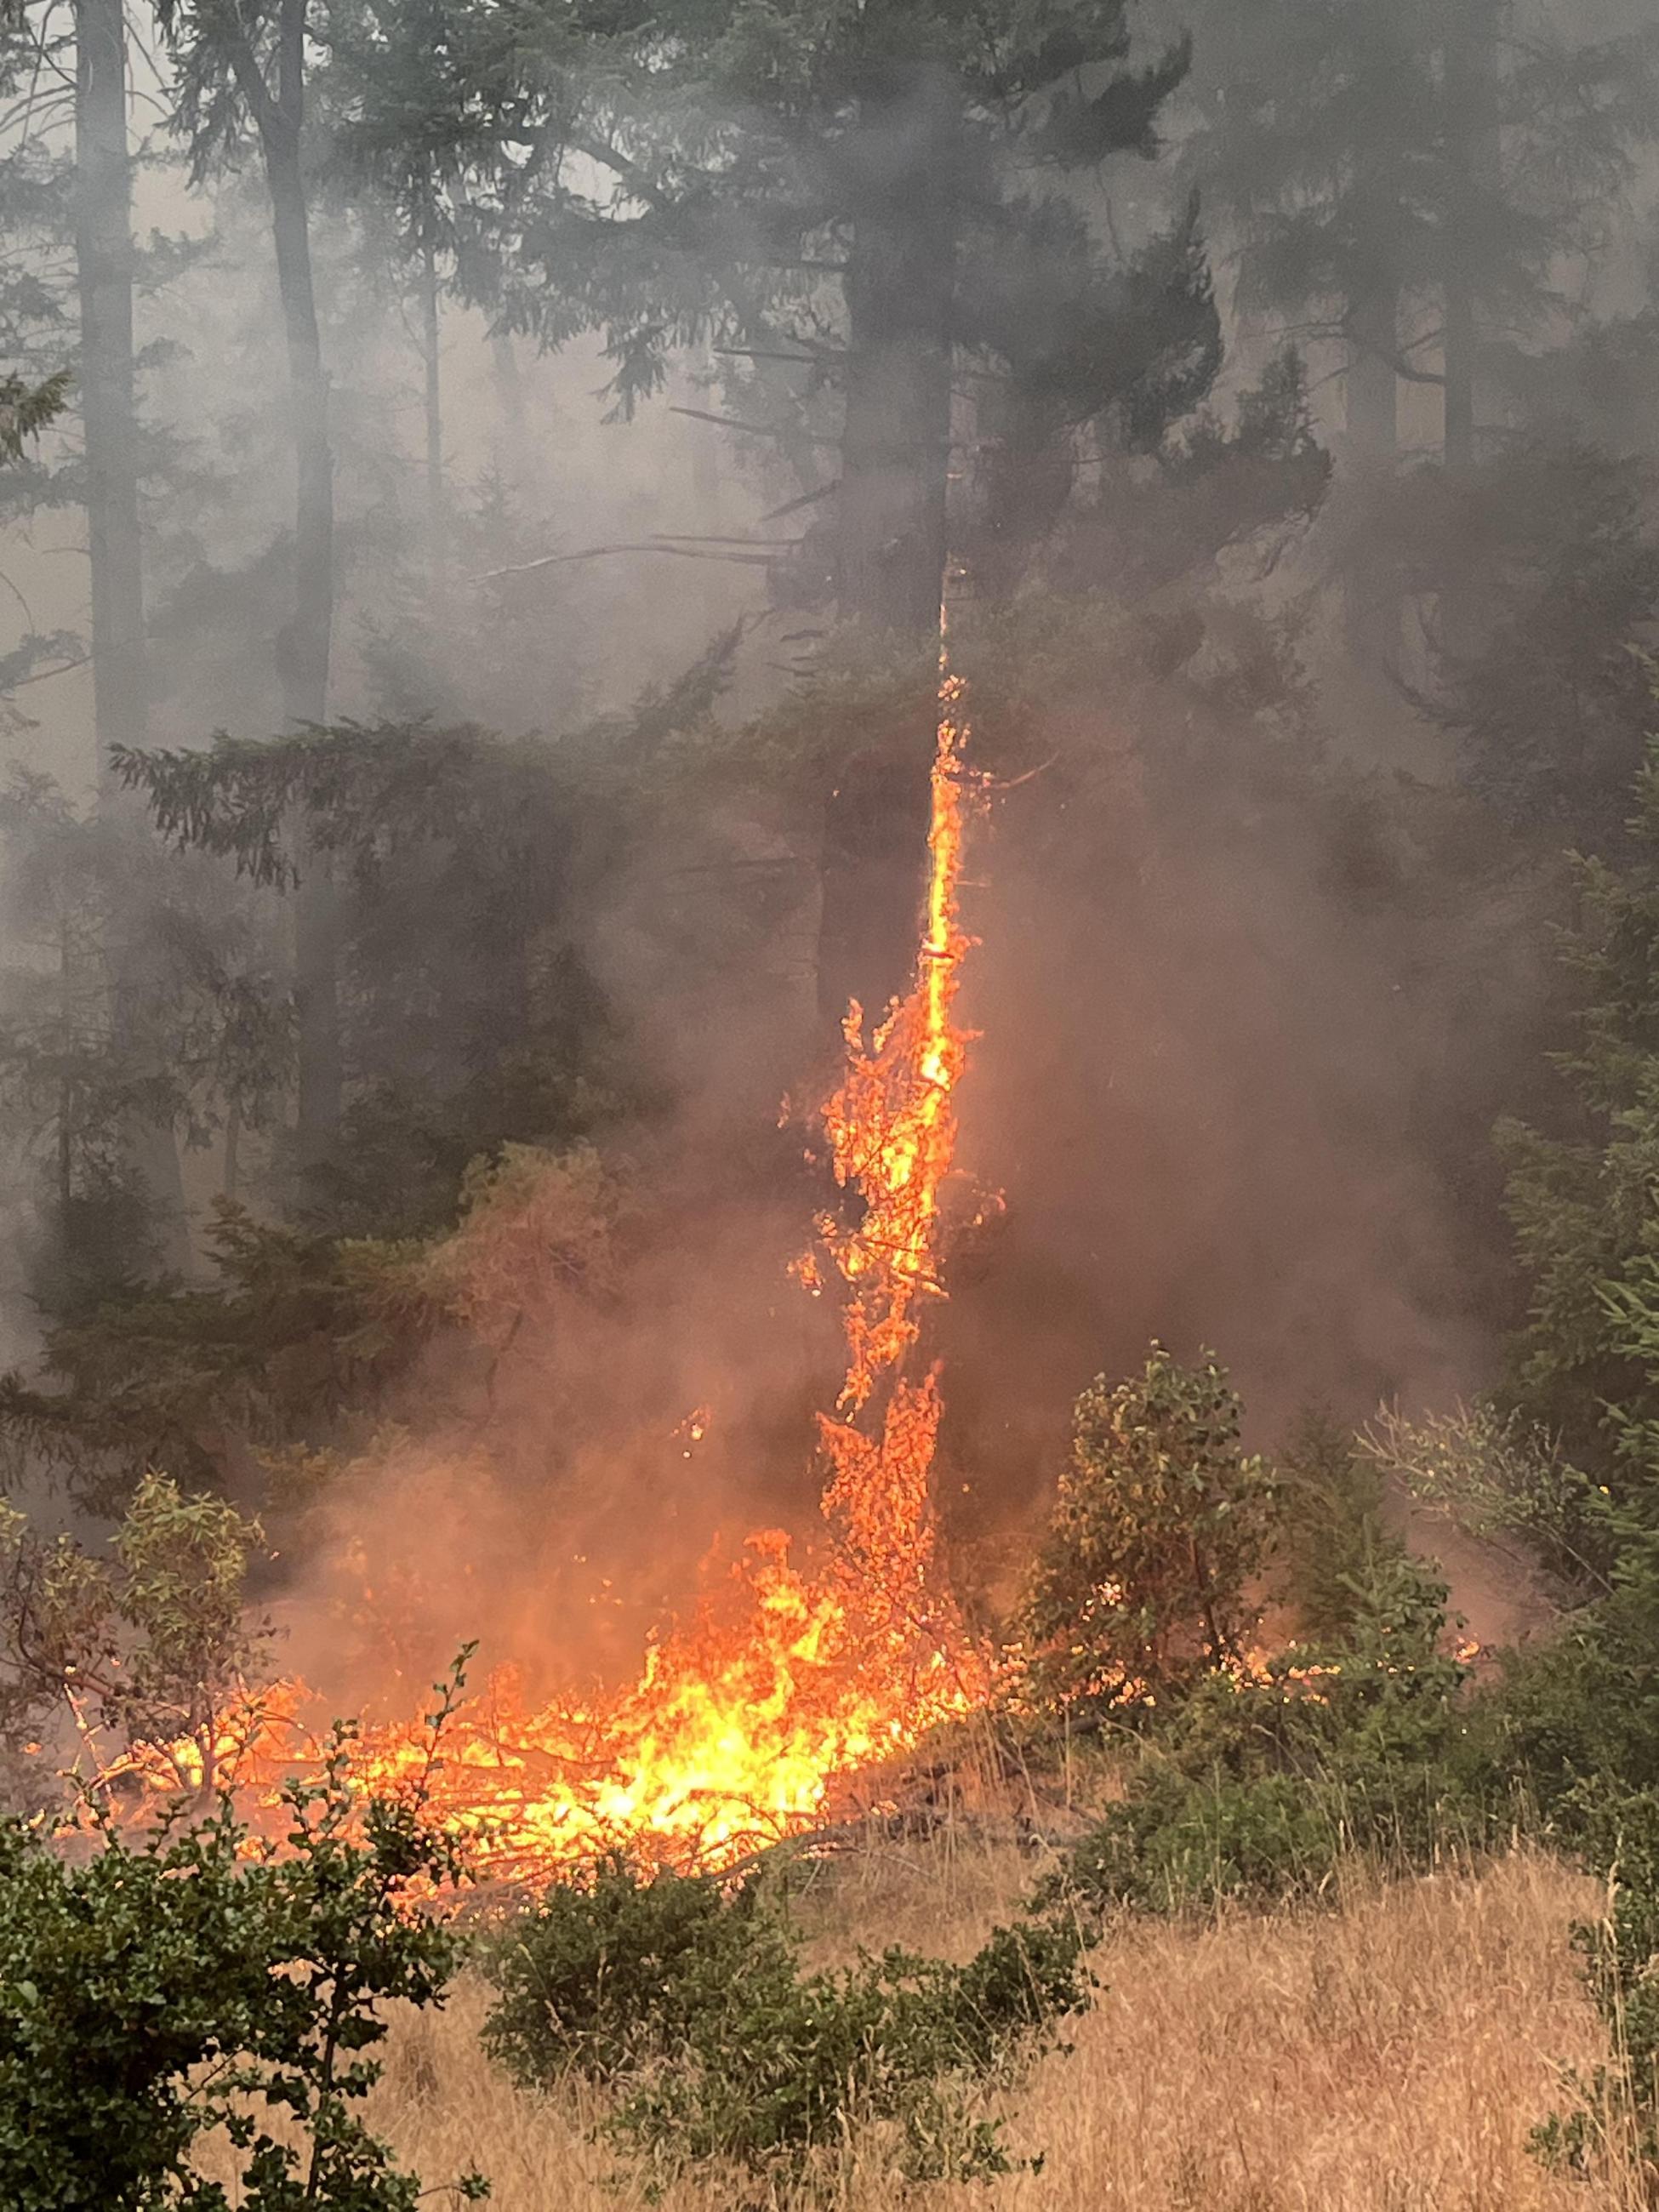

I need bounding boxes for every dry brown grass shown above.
[210,1844,1639,2211]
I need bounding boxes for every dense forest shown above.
[4,0,1659,2204]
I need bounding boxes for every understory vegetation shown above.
[5,0,1659,2197]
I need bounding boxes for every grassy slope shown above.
[210,1843,1640,2211]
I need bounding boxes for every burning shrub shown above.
[1017,1345,1280,1714]
[417,1140,624,1347]
[479,1854,1089,2191]
[0,1668,486,2210]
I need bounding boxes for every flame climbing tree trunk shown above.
[818,67,960,1032]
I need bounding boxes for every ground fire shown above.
[100,643,994,1883]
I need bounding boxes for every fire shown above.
[801,657,981,1410]
[95,630,993,1883]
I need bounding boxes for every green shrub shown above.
[1054,1763,1350,1912]
[1359,1400,1611,1602]
[0,1471,272,1805]
[0,1662,486,2211]
[1531,1785,1659,2191]
[480,1854,1089,2192]
[1046,1537,1500,1917]
[1018,1345,1280,1713]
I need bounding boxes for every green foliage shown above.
[1434,443,1659,841]
[0,1132,623,1511]
[111,681,717,1240]
[1050,1644,1485,1918]
[0,768,290,1307]
[1018,1345,1280,1711]
[1054,1763,1357,1915]
[1465,732,1659,1827]
[1273,1402,1400,1644]
[0,368,71,463]
[1360,1400,1611,1601]
[480,1855,1088,2192]
[1531,1787,1659,2190]
[0,1201,436,1508]
[1040,1459,1485,1917]
[379,0,1205,414]
[1501,720,1659,1481]
[0,1470,270,1802]
[0,1133,624,1592]
[0,1659,486,2209]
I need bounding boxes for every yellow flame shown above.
[105,628,991,1883]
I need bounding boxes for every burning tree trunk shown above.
[818,68,960,1031]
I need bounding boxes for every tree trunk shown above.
[1343,285,1400,677]
[1442,0,1501,476]
[75,0,193,1272]
[252,0,341,1184]
[818,69,960,1031]
[835,73,956,636]
[419,229,448,617]
[1440,0,1502,660]
[73,0,145,791]
[975,383,1075,601]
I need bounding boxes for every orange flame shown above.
[806,658,983,1411]
[102,636,990,1881]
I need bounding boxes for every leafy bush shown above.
[1054,1763,1354,1913]
[1273,1403,1400,1645]
[1046,1537,1496,1916]
[1499,727,1659,1486]
[1531,1786,1659,2191]
[1018,1345,1280,1712]
[480,1854,1089,2192]
[1360,1400,1611,1601]
[0,1657,486,2210]
[0,1470,271,1807]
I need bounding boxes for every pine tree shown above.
[1170,0,1656,676]
[339,0,1218,1017]
[1502,702,1659,1480]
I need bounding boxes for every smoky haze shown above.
[0,0,1656,1703]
